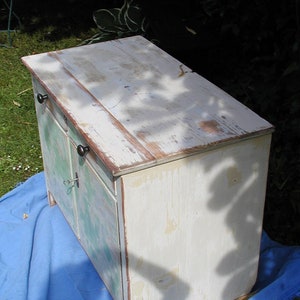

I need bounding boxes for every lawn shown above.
[0,32,42,195]
[0,32,90,195]
[0,0,99,195]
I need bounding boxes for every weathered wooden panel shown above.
[22,36,273,176]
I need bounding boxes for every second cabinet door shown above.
[70,141,123,300]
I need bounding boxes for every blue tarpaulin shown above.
[1,172,300,300]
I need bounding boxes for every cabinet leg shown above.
[48,191,57,206]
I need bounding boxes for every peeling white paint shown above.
[22,36,273,176]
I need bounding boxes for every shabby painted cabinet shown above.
[22,36,273,300]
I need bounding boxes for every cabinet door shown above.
[35,98,78,234]
[70,142,122,300]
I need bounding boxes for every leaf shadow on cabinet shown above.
[195,135,271,298]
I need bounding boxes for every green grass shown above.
[0,29,96,196]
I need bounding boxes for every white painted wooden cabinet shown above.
[22,36,273,300]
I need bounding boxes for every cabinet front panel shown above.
[35,99,78,234]
[71,144,122,300]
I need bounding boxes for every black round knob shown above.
[37,93,48,104]
[77,145,90,157]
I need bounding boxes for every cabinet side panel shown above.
[121,135,271,300]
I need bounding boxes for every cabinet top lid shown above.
[22,36,273,176]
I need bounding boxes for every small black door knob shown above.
[77,145,90,157]
[37,93,48,103]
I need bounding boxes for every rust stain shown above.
[136,130,149,140]
[146,142,166,158]
[178,64,193,77]
[136,130,166,158]
[178,64,185,77]
[199,120,223,134]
